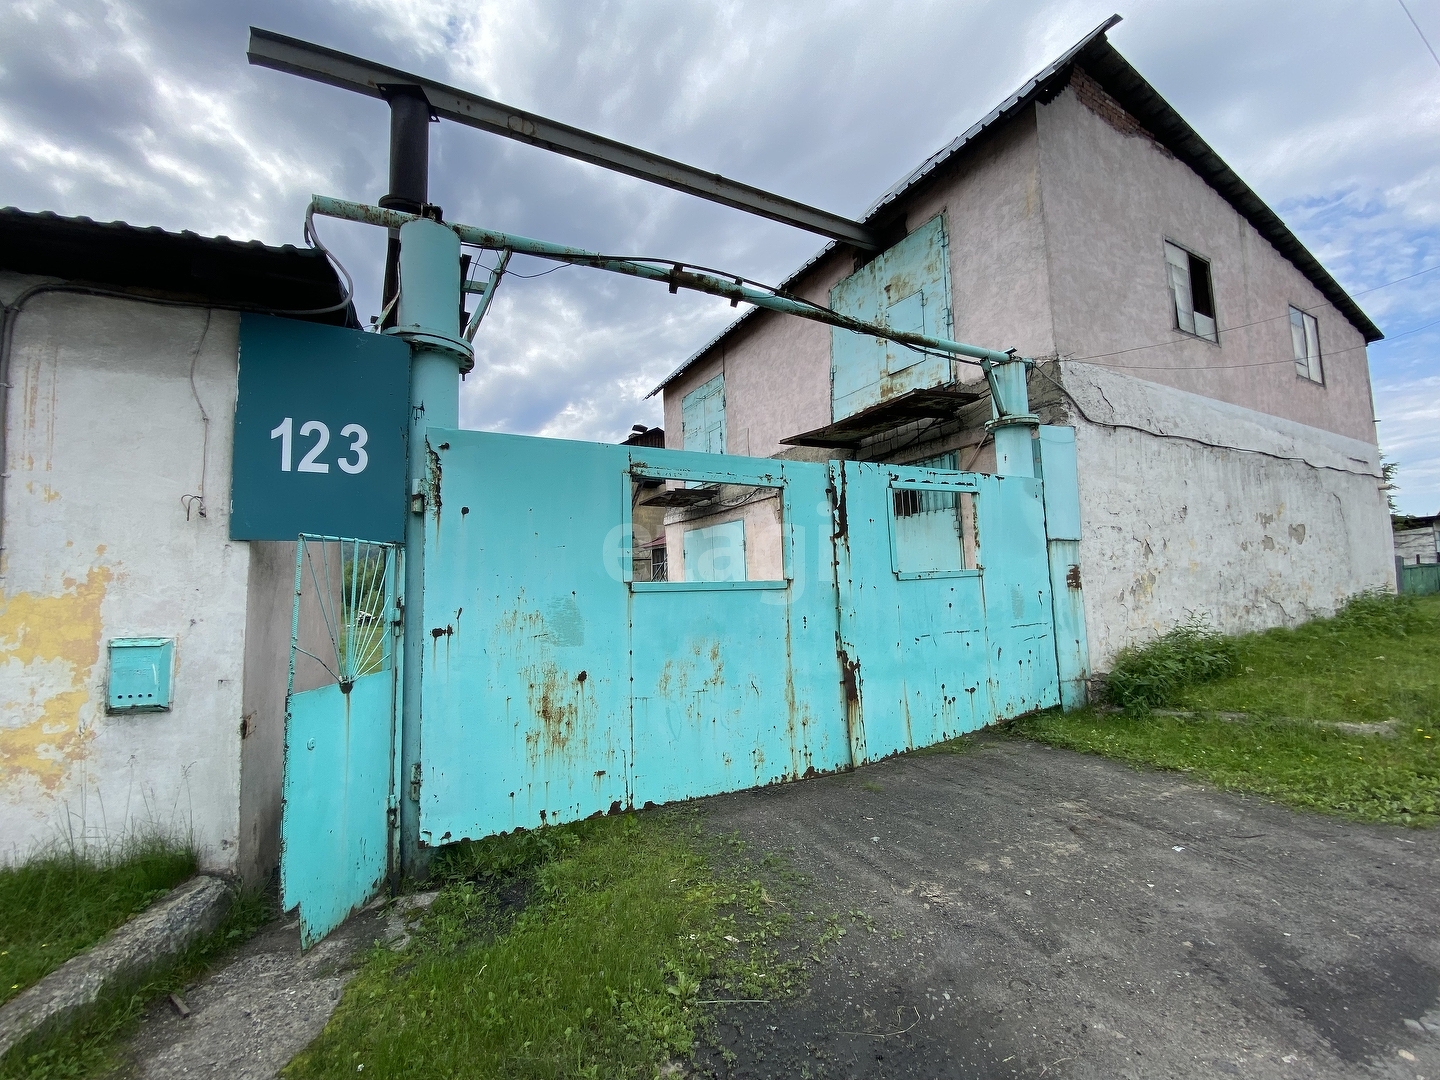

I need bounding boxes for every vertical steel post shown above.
[380,88,431,329]
[986,358,1038,478]
[391,217,472,880]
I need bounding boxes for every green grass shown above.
[1176,592,1440,725]
[285,812,818,1080]
[1014,593,1440,826]
[0,889,272,1080]
[0,840,197,1006]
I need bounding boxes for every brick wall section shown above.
[1070,66,1153,142]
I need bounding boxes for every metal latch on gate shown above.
[409,762,422,801]
[410,479,426,514]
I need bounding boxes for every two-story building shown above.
[649,16,1395,672]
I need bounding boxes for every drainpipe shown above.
[984,357,1038,477]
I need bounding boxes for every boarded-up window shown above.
[682,373,725,454]
[830,214,953,421]
[1290,306,1323,383]
[1164,241,1217,342]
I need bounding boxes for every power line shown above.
[1398,0,1440,72]
[1086,315,1440,373]
[1069,261,1440,365]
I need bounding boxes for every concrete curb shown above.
[0,874,234,1059]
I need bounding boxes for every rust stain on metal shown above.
[426,442,443,521]
[1066,564,1082,590]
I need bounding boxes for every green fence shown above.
[1396,557,1440,596]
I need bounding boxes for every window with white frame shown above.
[1290,306,1323,383]
[1164,241,1218,342]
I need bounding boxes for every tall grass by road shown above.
[1015,593,1440,826]
[0,839,196,1006]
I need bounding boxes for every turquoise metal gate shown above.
[834,462,1059,762]
[412,426,1078,846]
[281,536,401,946]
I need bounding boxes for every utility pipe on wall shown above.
[308,196,1027,377]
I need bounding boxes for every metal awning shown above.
[780,386,985,449]
[638,486,720,508]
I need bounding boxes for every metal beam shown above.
[249,28,882,251]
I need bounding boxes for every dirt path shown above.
[116,895,430,1080]
[694,733,1440,1080]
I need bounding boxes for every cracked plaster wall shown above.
[0,278,253,870]
[1061,362,1395,671]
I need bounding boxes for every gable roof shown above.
[0,207,356,327]
[650,14,1381,398]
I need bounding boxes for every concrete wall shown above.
[1036,70,1379,446]
[237,541,294,885]
[1394,525,1439,565]
[2,279,342,883]
[0,279,255,870]
[1058,362,1395,670]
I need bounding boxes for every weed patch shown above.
[0,838,196,1006]
[285,812,818,1080]
[1102,614,1237,712]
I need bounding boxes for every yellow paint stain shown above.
[0,565,112,789]
[22,482,60,503]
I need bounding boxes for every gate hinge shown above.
[409,762,422,801]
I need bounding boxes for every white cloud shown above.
[1,0,1436,507]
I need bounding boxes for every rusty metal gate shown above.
[281,536,401,946]
[410,426,1080,846]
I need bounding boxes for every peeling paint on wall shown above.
[0,561,112,790]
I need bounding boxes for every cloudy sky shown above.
[2,0,1437,512]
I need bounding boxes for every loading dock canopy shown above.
[781,386,985,449]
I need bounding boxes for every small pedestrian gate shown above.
[281,536,400,947]
[413,427,1076,847]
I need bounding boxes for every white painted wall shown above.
[1058,361,1395,670]
[0,278,255,872]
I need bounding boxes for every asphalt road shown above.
[693,733,1440,1080]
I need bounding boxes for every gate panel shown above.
[416,429,1069,850]
[627,450,847,805]
[834,462,994,763]
[419,430,632,843]
[281,537,398,948]
[978,474,1061,718]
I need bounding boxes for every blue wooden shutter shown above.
[682,374,725,454]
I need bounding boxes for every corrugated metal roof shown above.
[0,207,356,326]
[649,14,1380,398]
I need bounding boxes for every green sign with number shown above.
[231,314,409,541]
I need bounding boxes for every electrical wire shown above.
[1397,0,1440,72]
[298,205,357,316]
[181,309,214,520]
[1032,362,1382,479]
[1078,314,1440,371]
[1069,261,1440,366]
